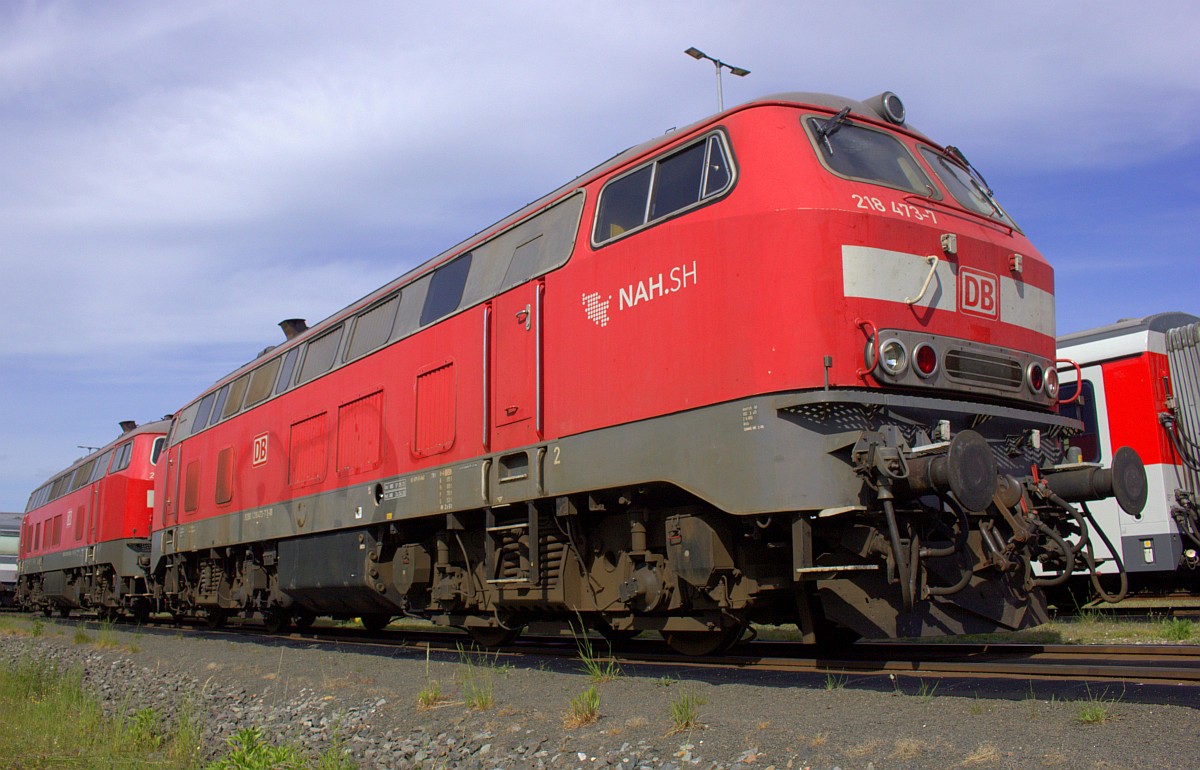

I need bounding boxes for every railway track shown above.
[78,614,1200,688]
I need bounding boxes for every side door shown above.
[489,281,543,450]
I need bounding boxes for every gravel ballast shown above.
[2,619,1198,769]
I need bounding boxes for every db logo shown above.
[958,267,1000,320]
[252,433,269,467]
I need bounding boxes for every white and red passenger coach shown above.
[20,91,1149,653]
[1057,312,1200,590]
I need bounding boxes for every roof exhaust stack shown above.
[119,420,138,434]
[279,319,308,341]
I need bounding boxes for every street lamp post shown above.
[684,47,750,112]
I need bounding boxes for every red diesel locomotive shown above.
[22,91,1148,653]
[1055,312,1200,596]
[18,420,168,620]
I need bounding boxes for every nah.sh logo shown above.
[958,267,999,320]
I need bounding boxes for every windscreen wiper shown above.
[815,107,852,153]
[945,145,1003,218]
[945,145,994,195]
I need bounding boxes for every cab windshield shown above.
[806,116,934,196]
[919,147,1018,228]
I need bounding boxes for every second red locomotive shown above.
[21,91,1146,653]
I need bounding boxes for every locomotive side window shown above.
[806,117,932,195]
[69,459,96,492]
[190,392,217,436]
[594,166,652,242]
[498,191,585,291]
[297,325,343,384]
[245,357,282,408]
[420,253,473,327]
[346,293,400,361]
[49,474,70,501]
[221,374,250,421]
[111,441,133,473]
[275,347,300,395]
[650,142,706,220]
[593,132,734,245]
[89,450,113,483]
[918,147,1018,228]
[150,438,165,466]
[209,384,231,427]
[1058,380,1101,463]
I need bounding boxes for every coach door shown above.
[489,281,543,450]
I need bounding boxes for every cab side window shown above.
[593,132,734,245]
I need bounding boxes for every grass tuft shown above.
[1075,685,1121,725]
[571,619,622,683]
[563,685,601,728]
[667,690,706,734]
[457,645,500,711]
[1159,617,1194,642]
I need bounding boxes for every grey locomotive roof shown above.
[30,419,171,491]
[1058,311,1200,347]
[0,512,22,525]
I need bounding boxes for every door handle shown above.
[515,304,531,330]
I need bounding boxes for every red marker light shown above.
[914,344,937,377]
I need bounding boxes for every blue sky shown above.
[2,1,1197,510]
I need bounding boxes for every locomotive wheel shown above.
[203,608,228,629]
[360,613,392,632]
[465,625,523,648]
[293,608,317,631]
[262,608,291,634]
[662,624,746,656]
[58,607,70,619]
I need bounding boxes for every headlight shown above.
[1044,366,1060,400]
[879,339,909,375]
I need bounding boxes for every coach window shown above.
[806,116,932,195]
[275,347,300,395]
[246,357,282,408]
[346,293,400,361]
[297,325,343,383]
[420,253,472,326]
[1058,380,1101,463]
[190,392,217,435]
[593,132,734,245]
